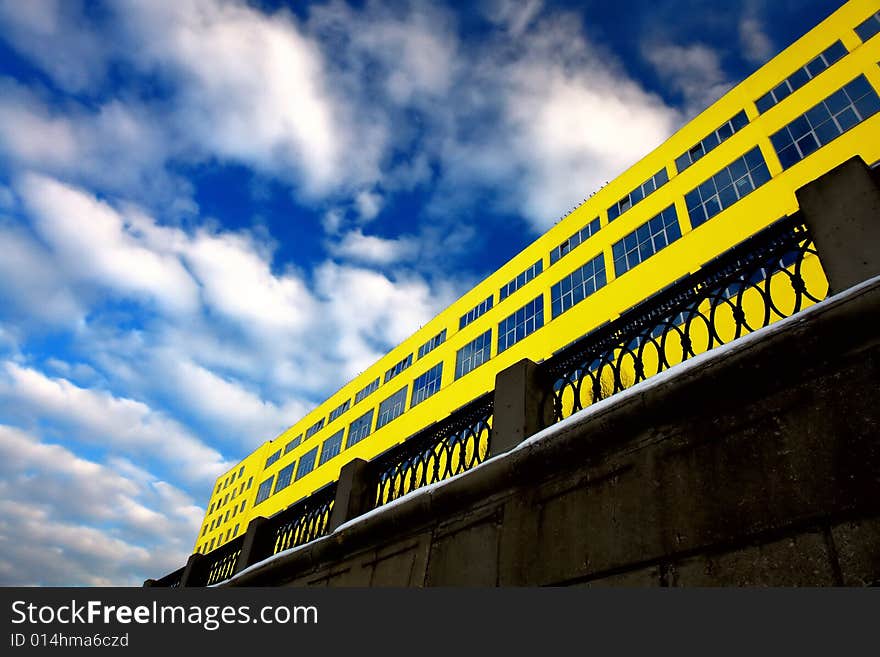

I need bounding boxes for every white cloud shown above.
[0,362,229,484]
[355,190,383,222]
[644,42,733,118]
[739,15,775,66]
[0,425,200,585]
[330,229,417,266]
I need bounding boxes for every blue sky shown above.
[0,0,841,585]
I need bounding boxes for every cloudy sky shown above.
[0,0,840,586]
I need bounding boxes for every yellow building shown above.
[194,0,880,555]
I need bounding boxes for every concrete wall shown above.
[226,276,880,587]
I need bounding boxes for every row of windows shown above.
[855,11,880,42]
[497,296,544,354]
[384,353,413,383]
[376,386,408,430]
[684,146,771,229]
[549,218,600,265]
[755,41,846,114]
[215,464,247,494]
[199,522,241,552]
[675,110,749,173]
[411,363,444,407]
[612,205,682,277]
[459,295,493,330]
[770,75,880,170]
[305,417,325,439]
[607,167,669,222]
[500,260,544,299]
[319,430,344,465]
[265,449,281,469]
[550,254,606,319]
[204,498,247,536]
[455,330,493,380]
[418,329,447,359]
[354,377,379,404]
[328,398,350,423]
[209,476,252,515]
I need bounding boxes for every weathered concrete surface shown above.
[226,279,880,587]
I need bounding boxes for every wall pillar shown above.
[328,458,373,532]
[490,358,554,457]
[235,516,272,574]
[796,156,880,295]
[178,552,206,588]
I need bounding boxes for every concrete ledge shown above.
[224,277,880,586]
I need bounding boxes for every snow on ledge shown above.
[216,274,880,586]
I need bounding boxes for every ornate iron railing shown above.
[541,215,828,422]
[266,482,336,556]
[367,393,494,509]
[202,534,244,586]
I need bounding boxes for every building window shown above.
[295,447,318,481]
[264,449,281,469]
[855,12,880,42]
[459,296,493,330]
[455,330,492,380]
[376,386,408,430]
[613,205,682,277]
[497,296,544,354]
[410,363,443,408]
[550,216,602,266]
[347,409,374,448]
[225,529,231,541]
[384,353,413,383]
[247,476,253,489]
[500,260,544,300]
[202,524,208,536]
[238,466,244,477]
[320,429,344,465]
[209,502,215,514]
[274,463,295,494]
[240,501,246,512]
[675,110,749,172]
[685,147,771,228]
[224,510,230,522]
[209,539,215,550]
[770,75,880,170]
[418,329,447,359]
[550,254,607,319]
[755,41,848,113]
[354,378,380,404]
[239,483,244,494]
[255,476,274,505]
[607,168,669,221]
[305,418,325,439]
[328,399,351,423]
[284,435,302,454]
[233,524,240,537]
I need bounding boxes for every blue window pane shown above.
[795,133,820,158]
[704,196,722,219]
[698,179,716,199]
[607,204,620,221]
[713,167,732,190]
[805,57,826,78]
[776,144,801,170]
[773,81,792,102]
[770,128,792,151]
[734,176,754,198]
[751,162,771,187]
[855,92,880,120]
[812,118,840,145]
[719,184,738,209]
[835,107,859,131]
[823,40,846,63]
[702,131,719,150]
[717,123,733,141]
[654,168,669,186]
[825,89,849,114]
[845,75,874,102]
[689,205,708,228]
[805,103,831,128]
[756,93,775,113]
[728,157,747,181]
[685,189,702,210]
[788,68,810,91]
[630,185,644,204]
[731,110,749,130]
[744,148,764,170]
[855,14,880,42]
[788,115,811,140]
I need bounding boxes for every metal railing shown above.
[541,215,827,422]
[202,535,244,586]
[265,482,336,556]
[366,393,494,509]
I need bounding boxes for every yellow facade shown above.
[195,0,880,553]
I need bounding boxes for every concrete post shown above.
[142,579,157,587]
[795,156,880,295]
[235,516,271,574]
[178,552,206,588]
[328,458,373,532]
[490,358,554,457]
